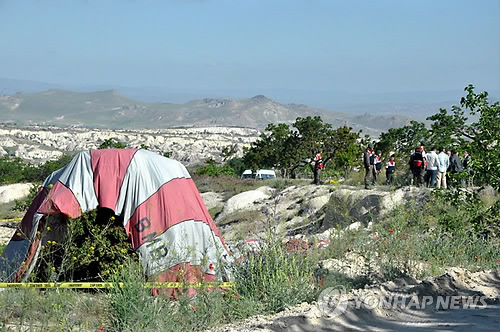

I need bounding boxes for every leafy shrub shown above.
[196,160,235,177]
[33,208,136,282]
[0,156,26,184]
[107,260,168,331]
[0,154,74,185]
[233,240,319,314]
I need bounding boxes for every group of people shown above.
[409,144,470,188]
[363,145,396,189]
[363,143,471,189]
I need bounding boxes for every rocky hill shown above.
[0,125,259,165]
[0,89,412,135]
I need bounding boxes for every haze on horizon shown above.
[0,0,499,109]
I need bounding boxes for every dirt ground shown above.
[211,268,500,332]
[2,223,499,332]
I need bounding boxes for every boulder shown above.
[0,183,33,204]
[216,186,273,220]
[201,191,224,210]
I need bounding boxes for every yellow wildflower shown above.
[47,226,51,231]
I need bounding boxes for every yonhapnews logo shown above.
[317,286,489,318]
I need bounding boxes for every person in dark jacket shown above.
[449,150,463,187]
[372,150,382,186]
[363,144,373,189]
[450,151,463,173]
[410,144,426,186]
[385,154,396,185]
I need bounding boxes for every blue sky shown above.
[0,0,498,106]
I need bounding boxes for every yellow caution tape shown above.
[0,218,22,222]
[0,282,234,289]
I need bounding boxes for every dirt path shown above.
[212,268,500,332]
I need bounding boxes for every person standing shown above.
[385,154,396,185]
[372,150,382,186]
[446,150,452,186]
[449,150,463,187]
[463,151,472,186]
[411,143,427,186]
[313,152,324,185]
[436,147,450,189]
[425,146,439,187]
[363,144,373,189]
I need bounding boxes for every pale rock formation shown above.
[0,183,33,204]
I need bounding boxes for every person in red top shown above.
[313,152,324,185]
[385,154,396,185]
[409,143,427,186]
[372,150,382,186]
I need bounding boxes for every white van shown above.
[255,169,276,180]
[241,169,254,180]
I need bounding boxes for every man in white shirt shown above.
[436,147,450,189]
[425,146,439,187]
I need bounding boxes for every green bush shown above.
[0,154,74,185]
[196,160,235,177]
[233,242,319,313]
[0,288,107,330]
[32,208,136,282]
[107,260,168,331]
[0,156,26,184]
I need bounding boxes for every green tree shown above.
[429,85,500,190]
[377,120,430,157]
[242,116,360,180]
[98,138,127,149]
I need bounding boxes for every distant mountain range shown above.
[0,89,417,135]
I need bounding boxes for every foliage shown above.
[196,159,236,177]
[24,154,74,183]
[226,157,246,176]
[376,85,499,192]
[98,138,127,149]
[376,120,430,157]
[13,183,39,212]
[220,144,238,161]
[0,154,73,185]
[428,85,500,191]
[233,242,319,313]
[0,156,27,184]
[242,116,361,179]
[0,288,107,331]
[107,260,167,331]
[32,208,136,282]
[0,244,5,256]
